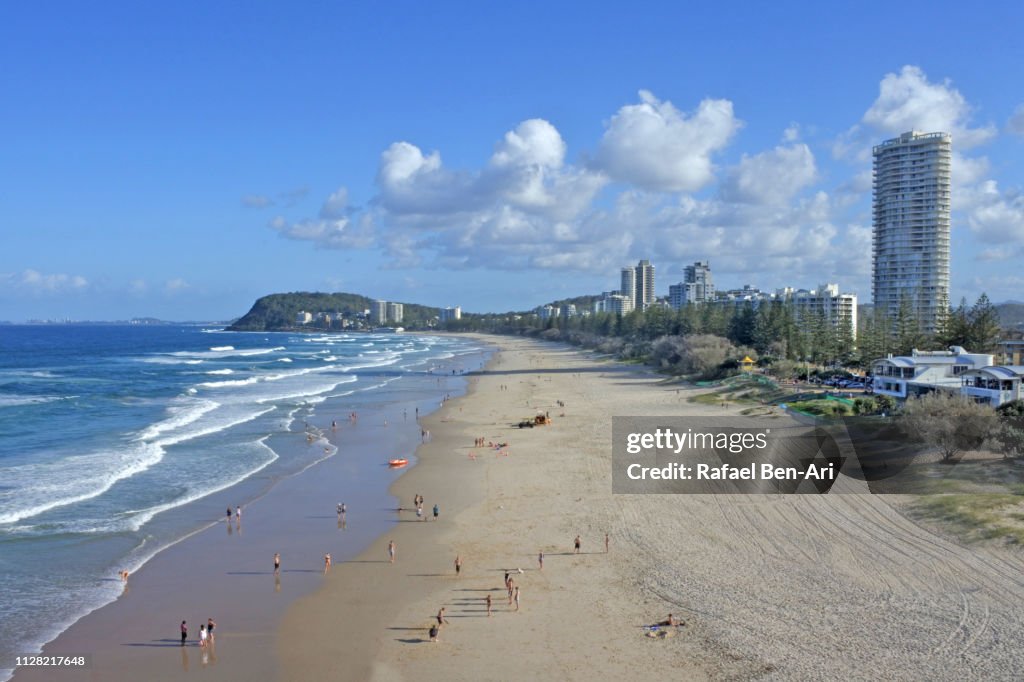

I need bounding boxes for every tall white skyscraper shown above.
[635,259,655,311]
[872,131,951,334]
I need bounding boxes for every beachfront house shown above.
[871,346,993,400]
[960,366,1024,407]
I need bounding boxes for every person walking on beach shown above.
[454,555,462,576]
[199,624,207,648]
[428,624,439,642]
[486,594,492,616]
[207,618,216,641]
[388,540,396,563]
[274,553,281,575]
[605,532,609,553]
[324,553,332,574]
[538,551,544,570]
[514,586,520,612]
[181,620,188,646]
[432,503,439,521]
[226,507,232,523]
[235,506,241,523]
[574,535,581,554]
[437,607,449,627]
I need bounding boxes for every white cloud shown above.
[164,278,189,293]
[595,90,740,192]
[0,269,89,294]
[271,186,375,249]
[267,93,863,288]
[319,187,350,220]
[490,119,565,169]
[721,143,817,205]
[964,180,1024,243]
[862,65,995,148]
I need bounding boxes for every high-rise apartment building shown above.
[620,267,636,310]
[372,300,388,325]
[619,260,655,311]
[635,259,655,311]
[872,130,951,334]
[440,306,462,322]
[386,302,404,323]
[669,261,714,308]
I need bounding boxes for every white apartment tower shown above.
[372,300,388,325]
[872,131,951,334]
[386,302,404,323]
[635,259,655,311]
[439,306,462,322]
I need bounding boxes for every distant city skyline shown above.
[3,3,1024,321]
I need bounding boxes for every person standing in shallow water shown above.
[180,621,188,646]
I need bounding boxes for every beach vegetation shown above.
[898,392,998,462]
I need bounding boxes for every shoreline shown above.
[276,334,1024,681]
[12,334,1024,680]
[9,340,490,682]
[274,335,727,680]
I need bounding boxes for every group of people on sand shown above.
[179,618,217,647]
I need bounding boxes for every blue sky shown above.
[2,1,1023,321]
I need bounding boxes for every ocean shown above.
[0,325,486,678]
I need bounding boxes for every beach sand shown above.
[278,335,1024,681]
[15,336,1024,681]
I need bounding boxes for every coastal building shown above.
[372,300,388,325]
[960,366,1024,407]
[620,268,636,310]
[618,259,655,311]
[789,284,858,339]
[635,259,655,311]
[386,302,404,323]
[536,305,559,320]
[669,261,714,309]
[561,304,577,319]
[870,346,993,399]
[872,131,952,334]
[295,311,313,325]
[997,336,1024,366]
[439,306,461,322]
[605,294,633,316]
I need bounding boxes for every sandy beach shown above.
[14,335,1024,681]
[279,335,1024,681]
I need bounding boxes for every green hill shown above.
[227,292,440,331]
[997,302,1024,330]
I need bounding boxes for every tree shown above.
[899,391,998,462]
[936,297,971,348]
[967,293,1002,353]
[893,293,928,356]
[993,400,1024,459]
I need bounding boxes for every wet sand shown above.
[10,351,484,682]
[278,335,1024,681]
